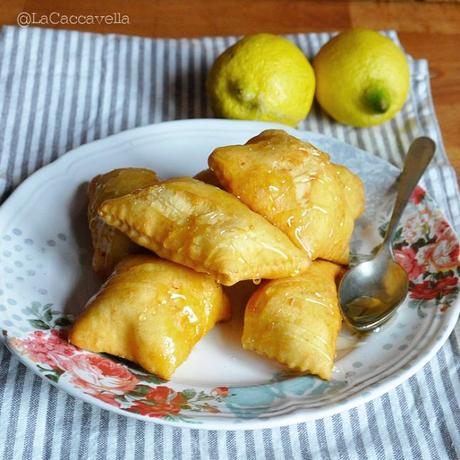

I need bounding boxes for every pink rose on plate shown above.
[435,220,449,235]
[402,210,430,245]
[12,329,78,369]
[422,221,459,271]
[394,247,425,281]
[61,353,138,396]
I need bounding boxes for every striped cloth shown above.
[0,26,459,459]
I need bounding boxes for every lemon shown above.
[313,29,410,127]
[207,33,315,127]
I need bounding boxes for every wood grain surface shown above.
[1,0,459,179]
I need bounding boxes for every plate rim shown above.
[1,118,459,430]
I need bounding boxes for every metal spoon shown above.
[339,137,436,332]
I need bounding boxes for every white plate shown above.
[1,119,459,430]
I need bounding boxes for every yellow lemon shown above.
[207,33,315,127]
[313,29,410,127]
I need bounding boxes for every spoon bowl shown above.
[339,250,409,331]
[339,137,436,332]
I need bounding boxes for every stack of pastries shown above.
[70,130,365,381]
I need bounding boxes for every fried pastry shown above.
[209,129,365,264]
[88,168,159,277]
[333,164,365,220]
[193,169,222,188]
[69,255,231,380]
[98,177,310,285]
[242,261,342,380]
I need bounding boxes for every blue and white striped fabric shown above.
[0,26,459,459]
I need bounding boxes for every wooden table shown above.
[1,0,459,179]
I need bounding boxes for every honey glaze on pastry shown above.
[242,261,342,380]
[88,168,159,277]
[98,177,311,286]
[193,169,222,188]
[69,255,231,380]
[209,129,365,264]
[333,164,365,220]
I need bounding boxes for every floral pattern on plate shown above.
[393,187,459,316]
[5,303,349,422]
[6,307,228,422]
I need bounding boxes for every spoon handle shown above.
[383,137,436,248]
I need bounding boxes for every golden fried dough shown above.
[193,169,222,188]
[88,168,159,277]
[242,261,342,380]
[98,177,310,285]
[333,164,365,220]
[209,129,364,264]
[69,255,230,380]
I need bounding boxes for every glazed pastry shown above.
[88,168,159,277]
[69,255,231,380]
[333,164,365,220]
[98,177,310,285]
[193,169,222,188]
[242,261,342,380]
[209,129,365,264]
